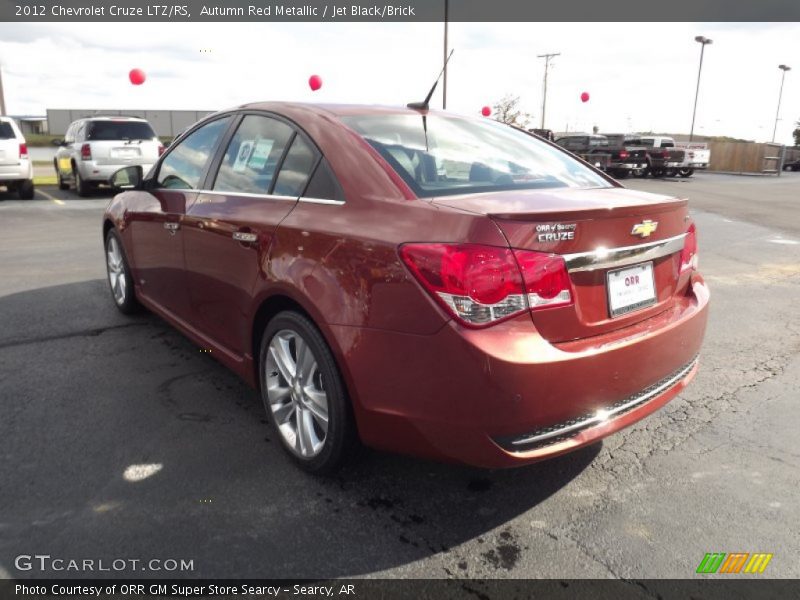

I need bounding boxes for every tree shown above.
[793,120,800,147]
[492,95,532,128]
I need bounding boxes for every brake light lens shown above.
[158,144,165,156]
[619,150,629,159]
[80,143,92,160]
[399,243,573,327]
[680,223,698,273]
[19,143,28,159]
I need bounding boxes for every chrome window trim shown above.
[563,233,686,273]
[299,196,345,206]
[193,189,299,201]
[508,357,698,447]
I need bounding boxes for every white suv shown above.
[0,117,34,200]
[54,117,163,196]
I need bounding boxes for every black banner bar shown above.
[2,0,800,22]
[2,580,800,600]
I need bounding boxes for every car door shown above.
[182,113,319,356]
[126,115,233,316]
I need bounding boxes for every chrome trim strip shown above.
[563,233,686,273]
[194,189,298,201]
[299,196,345,205]
[509,358,697,447]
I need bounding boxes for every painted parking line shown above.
[35,187,63,204]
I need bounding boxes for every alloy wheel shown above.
[106,236,127,305]
[265,330,329,458]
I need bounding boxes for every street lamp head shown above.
[694,36,713,44]
[778,64,791,72]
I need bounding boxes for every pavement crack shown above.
[0,321,148,350]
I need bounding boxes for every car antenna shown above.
[407,49,454,110]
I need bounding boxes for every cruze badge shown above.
[536,223,576,242]
[631,220,658,238]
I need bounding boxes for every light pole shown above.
[772,64,791,143]
[0,64,7,116]
[689,35,713,142]
[537,52,560,129]
[442,0,449,109]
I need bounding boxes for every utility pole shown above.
[442,0,449,109]
[537,52,560,129]
[0,65,7,116]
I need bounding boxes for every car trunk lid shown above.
[431,187,691,343]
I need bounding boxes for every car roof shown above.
[77,116,150,122]
[229,101,465,119]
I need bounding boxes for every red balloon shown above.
[129,68,146,85]
[580,91,590,103]
[481,106,491,117]
[308,74,322,91]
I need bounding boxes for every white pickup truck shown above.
[638,136,711,177]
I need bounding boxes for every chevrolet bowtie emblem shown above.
[631,220,658,238]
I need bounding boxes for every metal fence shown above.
[46,109,215,137]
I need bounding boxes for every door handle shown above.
[164,222,180,235]
[232,231,258,243]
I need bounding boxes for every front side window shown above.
[157,116,232,190]
[343,114,610,197]
[213,115,294,195]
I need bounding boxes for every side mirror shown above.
[110,165,144,191]
[51,139,65,147]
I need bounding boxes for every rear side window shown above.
[157,117,232,190]
[303,159,345,201]
[86,121,156,141]
[273,135,318,197]
[213,115,294,195]
[0,122,15,139]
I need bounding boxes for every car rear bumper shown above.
[333,274,709,468]
[0,161,33,181]
[77,161,154,182]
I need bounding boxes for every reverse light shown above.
[80,143,92,160]
[399,243,573,328]
[680,223,698,273]
[19,143,28,159]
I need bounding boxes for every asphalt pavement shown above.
[0,172,798,582]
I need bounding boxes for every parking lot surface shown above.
[1,172,799,580]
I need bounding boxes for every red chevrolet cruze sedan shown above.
[103,102,709,472]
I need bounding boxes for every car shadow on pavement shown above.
[0,280,600,579]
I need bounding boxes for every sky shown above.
[0,21,798,144]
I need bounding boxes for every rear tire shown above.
[678,168,695,178]
[56,161,69,190]
[17,179,34,200]
[259,311,357,474]
[74,168,91,197]
[105,229,140,315]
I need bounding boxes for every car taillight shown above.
[19,143,28,159]
[619,150,629,159]
[158,144,165,156]
[399,243,573,328]
[80,143,92,160]
[680,223,698,273]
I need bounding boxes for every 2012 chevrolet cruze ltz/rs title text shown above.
[102,102,709,473]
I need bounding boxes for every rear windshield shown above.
[0,122,15,139]
[86,121,156,141]
[341,114,610,197]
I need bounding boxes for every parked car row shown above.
[0,116,35,199]
[552,132,711,179]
